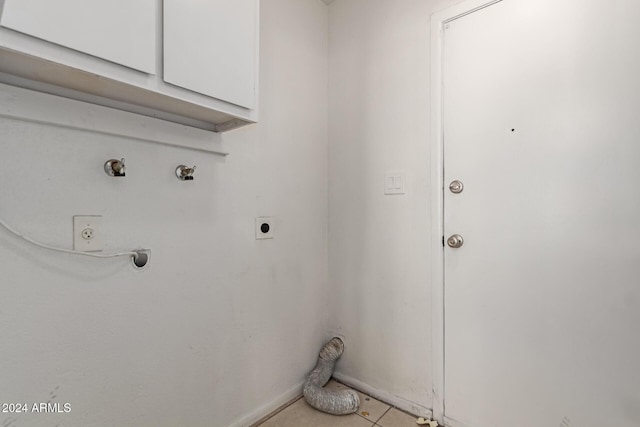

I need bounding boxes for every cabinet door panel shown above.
[163,0,257,109]
[0,0,156,74]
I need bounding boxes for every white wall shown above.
[0,1,328,426]
[327,0,461,415]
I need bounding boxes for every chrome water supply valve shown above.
[176,165,197,181]
[104,158,126,177]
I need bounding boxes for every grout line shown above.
[248,395,303,427]
[356,412,380,423]
[354,405,380,422]
[332,376,427,421]
[373,406,392,425]
[353,398,390,423]
[341,377,391,425]
[257,379,402,427]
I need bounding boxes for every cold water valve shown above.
[104,158,126,177]
[176,165,196,181]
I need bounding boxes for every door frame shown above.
[429,1,504,424]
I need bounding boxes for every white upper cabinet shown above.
[0,0,259,131]
[164,0,258,109]
[0,0,156,74]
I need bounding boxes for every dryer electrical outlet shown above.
[73,215,104,252]
[255,217,274,240]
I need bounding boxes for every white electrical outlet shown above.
[255,217,274,240]
[73,215,104,252]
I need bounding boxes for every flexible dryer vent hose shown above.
[303,337,360,415]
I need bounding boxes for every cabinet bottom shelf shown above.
[0,47,255,133]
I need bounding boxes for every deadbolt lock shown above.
[449,180,464,194]
[447,234,464,248]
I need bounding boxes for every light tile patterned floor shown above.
[257,380,422,427]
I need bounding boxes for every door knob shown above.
[447,234,464,248]
[449,180,464,194]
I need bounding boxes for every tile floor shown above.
[257,380,422,427]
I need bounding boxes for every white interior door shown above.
[443,1,640,426]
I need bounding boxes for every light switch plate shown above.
[384,172,405,195]
[73,215,104,252]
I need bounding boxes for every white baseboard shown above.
[332,372,433,420]
[228,381,303,427]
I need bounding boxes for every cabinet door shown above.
[0,0,156,74]
[163,0,258,109]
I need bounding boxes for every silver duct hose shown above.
[303,337,360,415]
